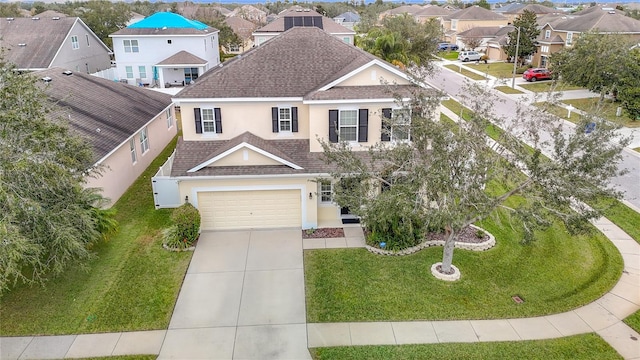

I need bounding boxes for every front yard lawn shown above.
[534,102,581,123]
[444,64,486,81]
[519,82,584,93]
[562,98,640,128]
[310,333,621,360]
[495,85,524,94]
[0,137,192,336]
[438,51,459,60]
[305,210,622,322]
[624,309,640,333]
[467,62,516,79]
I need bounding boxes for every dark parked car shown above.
[522,68,552,82]
[438,42,459,51]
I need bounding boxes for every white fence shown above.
[151,150,181,209]
[91,67,119,82]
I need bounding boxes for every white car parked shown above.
[458,51,482,62]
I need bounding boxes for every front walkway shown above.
[1,220,639,359]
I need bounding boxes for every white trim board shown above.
[187,142,303,172]
[317,60,411,91]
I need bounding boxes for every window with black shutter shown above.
[329,110,338,143]
[381,108,391,142]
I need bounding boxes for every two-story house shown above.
[153,27,437,231]
[252,7,355,46]
[109,12,220,88]
[414,5,453,24]
[1,15,111,73]
[36,68,176,207]
[441,6,509,43]
[533,6,640,68]
[223,16,258,54]
[333,11,360,30]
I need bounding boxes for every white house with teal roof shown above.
[110,12,220,88]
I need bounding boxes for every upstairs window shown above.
[201,109,216,133]
[139,127,149,154]
[124,39,139,53]
[339,110,358,142]
[166,108,173,128]
[566,32,573,45]
[279,107,291,132]
[451,19,458,30]
[71,35,79,49]
[129,138,137,163]
[544,30,551,39]
[391,109,411,142]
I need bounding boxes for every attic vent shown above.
[42,76,52,83]
[296,8,302,12]
[31,17,40,20]
[18,43,26,47]
[6,17,14,21]
[62,70,73,76]
[52,16,60,20]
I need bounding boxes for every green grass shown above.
[519,82,584,93]
[596,199,640,244]
[438,51,459,60]
[624,309,640,333]
[634,147,640,153]
[76,356,156,360]
[467,62,516,79]
[0,137,193,336]
[534,102,581,123]
[495,85,524,94]
[305,208,622,322]
[310,333,621,360]
[562,98,640,128]
[444,64,487,81]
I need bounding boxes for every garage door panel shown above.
[198,190,301,230]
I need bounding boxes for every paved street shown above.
[428,62,640,209]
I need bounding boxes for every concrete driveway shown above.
[158,229,311,360]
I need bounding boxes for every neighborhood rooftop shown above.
[254,7,354,35]
[35,68,171,162]
[444,5,507,21]
[175,27,384,99]
[111,12,218,36]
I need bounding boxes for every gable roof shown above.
[381,5,424,16]
[445,6,507,21]
[177,27,378,99]
[35,68,171,162]
[550,8,640,33]
[156,50,207,66]
[414,6,453,17]
[457,25,513,38]
[334,11,360,22]
[501,3,557,15]
[33,10,68,18]
[254,7,355,35]
[111,12,218,36]
[224,16,258,40]
[1,17,108,70]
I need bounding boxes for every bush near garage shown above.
[163,203,201,249]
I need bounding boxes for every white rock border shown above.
[431,262,461,281]
[365,224,495,256]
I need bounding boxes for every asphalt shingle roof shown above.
[1,17,77,69]
[224,16,257,40]
[157,50,207,65]
[445,6,507,21]
[552,8,640,33]
[175,27,378,99]
[35,68,171,162]
[254,8,354,34]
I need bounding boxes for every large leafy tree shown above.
[71,0,132,49]
[0,3,21,17]
[320,80,629,278]
[549,32,638,119]
[359,15,441,69]
[0,59,116,293]
[502,10,539,66]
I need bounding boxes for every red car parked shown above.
[522,68,552,82]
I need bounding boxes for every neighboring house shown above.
[533,6,640,68]
[33,10,69,18]
[154,27,437,230]
[253,7,355,46]
[414,5,453,24]
[333,11,360,30]
[126,11,145,27]
[495,3,557,22]
[456,25,513,55]
[0,16,111,73]
[110,12,220,88]
[228,5,267,24]
[441,5,508,42]
[35,68,176,207]
[223,16,257,54]
[378,5,424,21]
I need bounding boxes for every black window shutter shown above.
[214,108,222,133]
[358,109,368,143]
[329,110,338,143]
[381,108,391,142]
[194,108,202,134]
[272,107,279,133]
[292,107,298,132]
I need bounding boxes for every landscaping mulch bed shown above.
[302,227,345,239]
[426,226,488,243]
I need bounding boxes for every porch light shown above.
[185,195,189,203]
[309,192,313,199]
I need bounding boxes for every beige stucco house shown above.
[533,6,640,68]
[36,68,176,207]
[155,27,437,230]
[442,5,509,43]
[223,16,258,54]
[1,15,111,73]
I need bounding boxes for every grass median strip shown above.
[310,333,621,360]
[519,82,584,93]
[0,137,192,336]
[444,64,486,81]
[624,309,640,333]
[495,86,524,94]
[562,98,639,128]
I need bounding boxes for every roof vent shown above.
[162,26,167,30]
[52,16,60,20]
[18,43,26,47]
[602,7,614,11]
[96,128,101,133]
[31,17,40,20]
[7,17,14,21]
[296,8,302,12]
[304,8,310,12]
[608,11,616,14]
[62,70,73,76]
[42,76,52,82]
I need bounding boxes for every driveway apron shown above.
[159,229,310,360]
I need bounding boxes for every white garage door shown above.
[198,190,302,230]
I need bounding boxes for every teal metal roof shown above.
[128,12,208,30]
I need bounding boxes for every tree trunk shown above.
[440,227,456,274]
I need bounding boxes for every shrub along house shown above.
[152,27,438,231]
